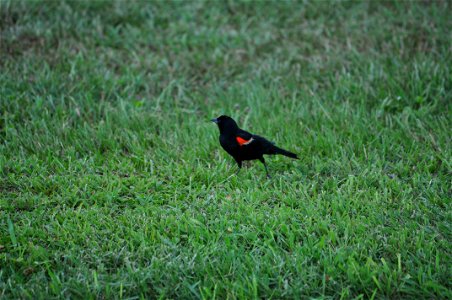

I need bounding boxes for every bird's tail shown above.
[273,146,298,159]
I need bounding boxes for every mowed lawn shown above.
[1,1,451,299]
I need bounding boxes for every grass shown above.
[0,0,451,298]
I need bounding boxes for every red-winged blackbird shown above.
[211,115,298,178]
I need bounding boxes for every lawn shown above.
[0,1,451,299]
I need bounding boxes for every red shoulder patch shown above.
[236,136,254,146]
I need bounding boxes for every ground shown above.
[0,1,451,299]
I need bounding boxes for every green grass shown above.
[1,0,451,298]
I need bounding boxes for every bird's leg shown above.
[235,160,242,175]
[259,157,271,178]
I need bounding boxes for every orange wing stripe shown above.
[236,136,250,146]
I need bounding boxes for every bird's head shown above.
[211,115,239,134]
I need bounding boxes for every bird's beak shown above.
[211,118,219,124]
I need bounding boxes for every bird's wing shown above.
[253,134,276,145]
[235,130,255,146]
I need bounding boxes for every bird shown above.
[211,115,298,178]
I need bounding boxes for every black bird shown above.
[211,115,298,178]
